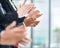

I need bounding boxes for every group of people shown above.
[0,0,42,48]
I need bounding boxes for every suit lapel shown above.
[9,0,16,11]
[5,0,15,12]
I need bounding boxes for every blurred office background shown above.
[13,0,60,48]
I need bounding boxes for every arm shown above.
[1,12,18,24]
[0,12,25,27]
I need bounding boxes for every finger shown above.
[20,42,27,46]
[19,40,28,46]
[6,21,16,30]
[31,7,36,11]
[29,10,40,15]
[28,9,34,17]
[30,21,40,27]
[28,9,39,17]
[33,10,40,15]
[23,36,32,42]
[15,43,22,48]
[35,13,42,18]
[22,0,27,6]
[32,14,42,20]
[25,4,34,13]
[17,4,21,8]
[28,7,36,14]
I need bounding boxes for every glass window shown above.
[13,0,31,7]
[32,0,49,48]
[51,0,60,48]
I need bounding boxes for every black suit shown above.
[0,0,25,48]
[0,0,25,28]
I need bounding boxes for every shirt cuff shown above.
[17,17,25,23]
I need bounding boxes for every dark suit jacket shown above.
[0,0,25,29]
[0,0,25,48]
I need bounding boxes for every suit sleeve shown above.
[0,11,18,24]
[0,11,25,27]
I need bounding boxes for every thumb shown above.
[6,21,16,30]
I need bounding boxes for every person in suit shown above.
[0,0,42,48]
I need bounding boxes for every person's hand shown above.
[0,21,26,47]
[17,0,34,18]
[18,36,32,48]
[24,9,42,27]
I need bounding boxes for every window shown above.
[32,0,49,48]
[51,0,60,48]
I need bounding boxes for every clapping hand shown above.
[17,0,34,18]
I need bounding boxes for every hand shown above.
[18,36,32,48]
[0,21,26,47]
[17,0,34,18]
[24,9,42,27]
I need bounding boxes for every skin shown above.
[17,0,42,27]
[0,21,31,47]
